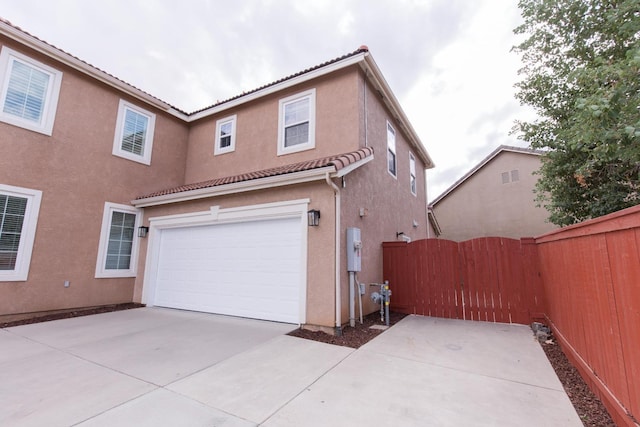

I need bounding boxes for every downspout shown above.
[325,172,342,334]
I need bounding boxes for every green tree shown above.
[513,0,640,226]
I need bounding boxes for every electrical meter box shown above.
[346,227,362,272]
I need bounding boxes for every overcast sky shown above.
[0,0,535,200]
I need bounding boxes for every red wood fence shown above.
[382,237,546,325]
[536,205,640,427]
[382,204,640,426]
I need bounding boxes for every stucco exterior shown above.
[0,34,188,318]
[430,147,557,241]
[0,20,433,330]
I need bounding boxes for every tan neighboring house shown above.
[0,19,434,332]
[429,145,557,242]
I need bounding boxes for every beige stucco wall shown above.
[132,183,337,328]
[432,151,557,241]
[0,37,189,318]
[336,70,429,320]
[0,35,432,329]
[184,67,361,183]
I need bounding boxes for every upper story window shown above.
[387,122,397,177]
[277,88,316,155]
[502,170,520,184]
[95,202,141,278]
[214,115,237,155]
[0,184,42,281]
[0,47,63,135]
[112,99,156,165]
[409,153,417,196]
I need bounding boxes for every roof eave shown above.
[132,166,338,208]
[0,20,188,119]
[187,52,369,122]
[430,145,543,206]
[359,53,435,170]
[132,149,376,208]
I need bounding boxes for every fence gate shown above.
[382,237,544,325]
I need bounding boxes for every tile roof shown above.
[189,46,369,115]
[0,18,186,114]
[136,147,374,200]
[1,17,369,117]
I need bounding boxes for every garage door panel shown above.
[153,217,302,324]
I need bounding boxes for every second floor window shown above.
[387,122,397,177]
[278,89,316,155]
[214,115,237,155]
[112,100,156,165]
[0,47,63,135]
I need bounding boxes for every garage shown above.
[150,215,304,324]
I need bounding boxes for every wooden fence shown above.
[382,237,546,325]
[382,204,640,426]
[535,205,640,427]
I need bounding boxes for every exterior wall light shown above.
[307,209,321,226]
[138,226,149,238]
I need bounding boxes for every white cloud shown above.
[0,0,533,200]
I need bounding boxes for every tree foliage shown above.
[513,0,640,226]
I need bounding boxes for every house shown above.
[429,145,557,241]
[0,19,434,332]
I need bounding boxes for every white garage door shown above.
[153,216,303,323]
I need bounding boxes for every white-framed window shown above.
[387,121,397,177]
[277,88,316,155]
[0,184,42,281]
[409,153,417,196]
[112,100,156,165]
[214,114,237,155]
[0,47,63,136]
[95,202,142,278]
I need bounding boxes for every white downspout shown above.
[325,172,342,333]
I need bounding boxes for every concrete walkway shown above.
[0,308,582,426]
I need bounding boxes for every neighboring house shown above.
[429,145,557,242]
[0,19,434,332]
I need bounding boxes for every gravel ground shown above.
[541,339,615,426]
[2,306,615,426]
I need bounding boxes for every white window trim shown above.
[95,202,142,278]
[409,152,417,196]
[387,121,397,178]
[214,114,237,155]
[277,88,316,156]
[0,184,42,281]
[0,47,63,136]
[112,99,156,165]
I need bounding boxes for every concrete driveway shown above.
[0,308,581,426]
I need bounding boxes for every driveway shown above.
[0,308,582,426]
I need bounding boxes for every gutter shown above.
[325,172,342,334]
[132,166,335,207]
[0,20,178,116]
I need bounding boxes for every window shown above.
[277,89,316,155]
[409,153,417,195]
[214,115,237,155]
[0,184,42,281]
[0,47,63,135]
[112,100,156,165]
[501,172,510,184]
[387,122,397,177]
[95,202,141,278]
[502,170,520,184]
